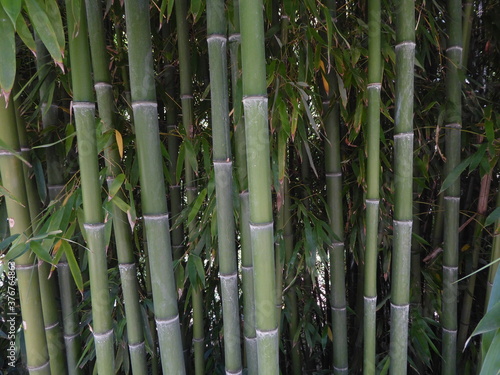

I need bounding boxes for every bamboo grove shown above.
[0,0,499,374]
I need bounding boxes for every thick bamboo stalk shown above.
[240,0,278,372]
[207,1,243,371]
[485,189,500,307]
[64,1,115,373]
[84,1,148,373]
[123,0,185,372]
[389,0,415,373]
[0,96,50,375]
[442,0,462,372]
[364,0,381,373]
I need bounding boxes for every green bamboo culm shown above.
[0,96,51,375]
[389,0,415,373]
[64,1,115,373]
[442,0,462,372]
[228,2,257,371]
[485,189,500,308]
[207,0,243,373]
[364,0,381,373]
[239,0,279,372]
[84,1,148,373]
[174,1,204,371]
[322,2,348,373]
[123,0,186,373]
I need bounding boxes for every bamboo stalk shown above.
[389,0,415,373]
[64,1,115,372]
[0,96,50,375]
[240,0,278,372]
[207,1,243,372]
[123,0,185,372]
[364,0,381,373]
[442,0,462,372]
[84,1,148,373]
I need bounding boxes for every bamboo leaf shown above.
[0,3,16,100]
[0,0,20,26]
[4,243,29,261]
[111,195,131,214]
[188,188,207,225]
[115,129,124,159]
[61,239,83,293]
[0,185,25,207]
[479,331,500,375]
[440,157,471,194]
[485,207,500,227]
[159,0,174,23]
[107,173,125,200]
[30,240,53,264]
[24,0,64,69]
[0,234,19,251]
[15,15,37,56]
[190,0,204,22]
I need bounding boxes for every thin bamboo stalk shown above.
[364,0,382,373]
[0,96,50,375]
[123,0,185,372]
[174,1,203,372]
[240,0,278,372]
[64,1,115,372]
[389,0,415,373]
[84,1,147,372]
[442,0,462,372]
[207,1,243,373]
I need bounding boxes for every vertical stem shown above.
[240,0,278,372]
[389,0,415,373]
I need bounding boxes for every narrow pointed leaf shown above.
[0,0,20,27]
[0,3,16,99]
[15,15,37,55]
[61,239,83,293]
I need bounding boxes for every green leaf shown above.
[5,243,29,261]
[111,196,131,214]
[0,185,25,207]
[24,0,64,68]
[159,0,174,23]
[188,189,207,225]
[0,3,16,99]
[30,240,53,264]
[61,239,83,293]
[468,301,500,340]
[15,15,37,55]
[0,0,20,27]
[440,157,471,194]
[479,331,500,375]
[187,254,204,287]
[107,174,125,200]
[0,234,19,251]
[485,207,500,227]
[190,0,204,22]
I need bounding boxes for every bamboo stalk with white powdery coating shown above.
[0,96,51,375]
[442,0,462,372]
[65,1,115,372]
[389,0,415,373]
[364,0,381,373]
[123,0,185,372]
[207,1,243,372]
[239,0,279,358]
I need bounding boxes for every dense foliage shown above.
[0,0,499,374]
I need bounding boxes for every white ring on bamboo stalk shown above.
[366,199,379,205]
[249,221,273,229]
[445,122,462,129]
[48,184,65,191]
[444,196,460,202]
[207,34,227,43]
[64,332,80,341]
[45,321,60,330]
[364,296,377,303]
[241,265,253,271]
[84,223,106,232]
[181,94,193,100]
[395,41,416,49]
[331,305,346,311]
[394,132,414,139]
[242,95,267,103]
[58,261,69,268]
[143,213,169,221]
[446,46,463,53]
[214,160,233,166]
[219,272,238,280]
[95,82,112,89]
[16,263,37,270]
[132,101,157,109]
[193,337,205,343]
[326,172,342,177]
[156,314,179,326]
[331,241,344,248]
[394,220,412,226]
[118,263,136,272]
[129,341,145,351]
[226,369,243,375]
[367,83,382,90]
[333,366,349,372]
[94,329,113,342]
[228,34,240,43]
[390,302,409,310]
[28,360,50,372]
[0,149,15,156]
[442,327,457,333]
[72,102,95,110]
[20,147,30,152]
[256,327,278,337]
[442,265,458,271]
